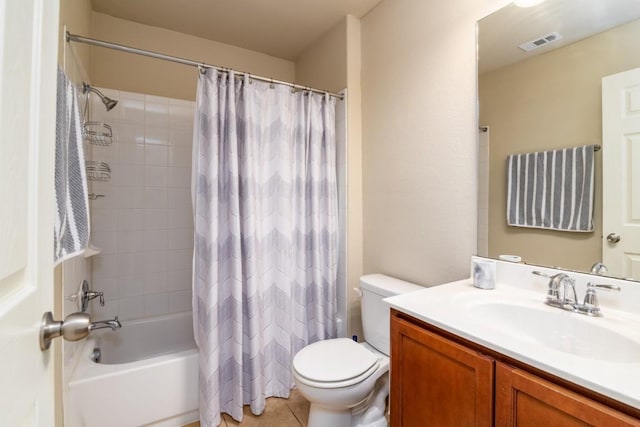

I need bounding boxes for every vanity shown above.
[385,259,640,426]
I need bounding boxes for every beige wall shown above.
[480,19,640,272]
[295,18,347,93]
[59,0,92,82]
[344,16,364,340]
[361,0,507,286]
[91,12,296,101]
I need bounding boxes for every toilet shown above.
[292,274,423,427]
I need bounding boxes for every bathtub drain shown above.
[91,347,102,363]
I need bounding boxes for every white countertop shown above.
[385,277,640,410]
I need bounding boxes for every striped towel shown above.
[54,67,90,265]
[506,145,595,232]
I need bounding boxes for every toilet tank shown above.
[360,274,423,355]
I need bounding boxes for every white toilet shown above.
[292,274,422,427]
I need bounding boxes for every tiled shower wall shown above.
[87,88,195,321]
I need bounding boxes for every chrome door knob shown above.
[606,233,621,244]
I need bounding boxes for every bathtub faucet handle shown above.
[80,280,105,311]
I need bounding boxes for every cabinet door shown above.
[496,362,640,427]
[390,315,494,427]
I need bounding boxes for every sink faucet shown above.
[532,271,621,317]
[545,273,577,309]
[90,316,122,331]
[590,262,609,276]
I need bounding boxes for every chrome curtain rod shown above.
[66,32,344,99]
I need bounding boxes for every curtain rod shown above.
[66,32,344,100]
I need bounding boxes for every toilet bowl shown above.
[293,339,389,427]
[292,274,423,427]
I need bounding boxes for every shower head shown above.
[82,83,118,111]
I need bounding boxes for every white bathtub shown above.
[67,312,199,427]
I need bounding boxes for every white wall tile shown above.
[119,186,144,209]
[91,276,118,301]
[168,248,192,271]
[144,166,169,187]
[118,252,145,276]
[169,128,193,147]
[168,290,192,312]
[168,208,193,229]
[90,88,194,321]
[143,209,168,230]
[144,293,169,317]
[118,274,145,298]
[143,229,169,252]
[91,231,118,254]
[118,143,145,164]
[144,145,168,166]
[143,187,168,209]
[167,228,193,250]
[90,208,118,232]
[144,251,168,274]
[145,94,168,104]
[116,163,144,187]
[118,98,145,123]
[167,268,192,291]
[118,209,143,231]
[169,104,195,129]
[168,187,191,207]
[118,123,145,145]
[92,253,118,278]
[117,229,144,253]
[118,295,145,320]
[144,271,169,294]
[145,124,169,146]
[168,147,192,167]
[168,167,191,189]
[145,102,169,127]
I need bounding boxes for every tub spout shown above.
[90,316,122,332]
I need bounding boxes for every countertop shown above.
[385,278,640,410]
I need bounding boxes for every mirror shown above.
[478,0,640,278]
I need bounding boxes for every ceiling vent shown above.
[518,32,563,52]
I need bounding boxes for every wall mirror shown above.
[478,0,640,279]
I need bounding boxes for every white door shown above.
[0,0,60,425]
[602,67,640,280]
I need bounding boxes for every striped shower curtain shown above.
[191,70,338,426]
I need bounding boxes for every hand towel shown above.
[54,67,90,264]
[507,145,595,232]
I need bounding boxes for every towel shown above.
[54,67,90,265]
[507,145,595,232]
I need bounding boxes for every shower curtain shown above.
[192,70,338,426]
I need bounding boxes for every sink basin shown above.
[468,302,640,363]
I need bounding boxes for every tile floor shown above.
[182,388,310,427]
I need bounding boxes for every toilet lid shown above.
[293,338,379,383]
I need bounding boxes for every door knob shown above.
[39,311,91,351]
[606,233,621,244]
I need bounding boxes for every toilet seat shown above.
[293,338,381,389]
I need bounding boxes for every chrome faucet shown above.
[532,272,620,317]
[80,280,105,312]
[540,272,577,309]
[90,316,122,331]
[590,262,609,276]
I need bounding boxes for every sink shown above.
[468,302,640,363]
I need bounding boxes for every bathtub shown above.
[67,311,199,427]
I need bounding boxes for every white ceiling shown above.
[90,0,383,60]
[479,0,640,74]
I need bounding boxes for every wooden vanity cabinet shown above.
[496,363,640,427]
[390,312,494,427]
[390,309,640,427]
